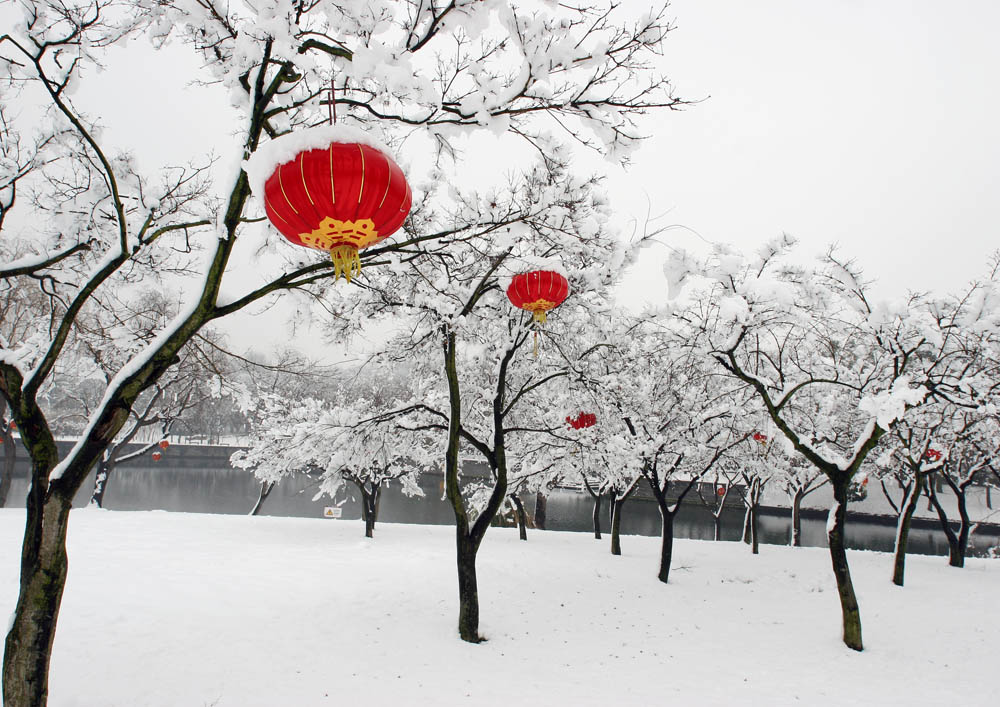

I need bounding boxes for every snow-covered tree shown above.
[1,0,685,700]
[868,417,944,585]
[925,409,1000,568]
[234,384,429,537]
[576,315,746,580]
[666,239,980,651]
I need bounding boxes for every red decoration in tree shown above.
[566,412,597,430]
[159,440,170,450]
[925,448,942,462]
[752,431,768,444]
[151,452,162,462]
[716,486,727,496]
[261,140,411,281]
[8,421,15,431]
[507,270,570,324]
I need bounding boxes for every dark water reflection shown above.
[5,461,998,557]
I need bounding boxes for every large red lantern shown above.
[151,452,162,462]
[251,127,412,282]
[566,412,597,430]
[159,439,169,450]
[506,270,570,324]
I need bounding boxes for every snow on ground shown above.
[1,509,997,706]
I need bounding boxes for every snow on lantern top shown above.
[244,125,412,282]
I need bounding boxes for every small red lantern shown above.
[256,129,411,282]
[566,412,597,430]
[152,452,162,462]
[507,270,570,324]
[752,431,768,444]
[159,440,170,450]
[8,421,15,431]
[925,448,942,462]
[716,486,726,496]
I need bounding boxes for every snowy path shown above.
[1,509,997,706]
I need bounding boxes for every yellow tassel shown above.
[532,310,548,324]
[330,244,361,282]
[533,330,539,358]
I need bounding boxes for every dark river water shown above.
[6,453,998,557]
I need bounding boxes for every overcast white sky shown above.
[614,0,1000,307]
[33,1,1000,353]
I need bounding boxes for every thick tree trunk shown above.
[89,459,114,509]
[750,498,760,555]
[741,506,752,544]
[364,494,375,538]
[955,491,971,568]
[713,512,722,541]
[510,494,528,541]
[248,480,273,516]
[592,493,603,540]
[0,428,15,508]
[790,489,803,547]
[456,534,481,643]
[827,481,863,651]
[610,495,625,556]
[891,479,922,586]
[658,510,675,583]
[533,491,547,530]
[4,491,73,706]
[928,483,964,568]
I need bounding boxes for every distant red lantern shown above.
[566,412,597,430]
[152,452,162,462]
[507,270,570,324]
[752,431,767,444]
[925,448,942,462]
[159,440,170,450]
[257,130,411,282]
[716,486,726,496]
[8,421,15,431]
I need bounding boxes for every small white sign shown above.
[323,507,342,519]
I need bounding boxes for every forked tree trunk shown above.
[440,328,509,644]
[4,489,73,706]
[891,478,922,586]
[249,480,274,516]
[510,494,528,541]
[828,480,863,651]
[750,500,760,554]
[928,482,968,568]
[742,506,752,544]
[713,511,722,541]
